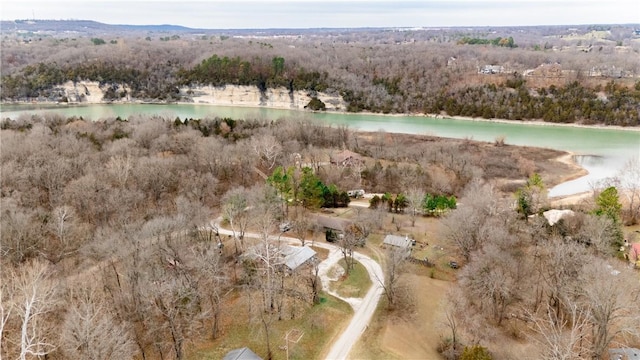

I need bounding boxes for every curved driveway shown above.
[214,221,384,360]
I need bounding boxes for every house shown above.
[609,348,640,360]
[316,215,351,242]
[479,65,504,74]
[282,245,317,271]
[330,150,363,167]
[223,347,262,360]
[383,234,414,249]
[543,209,575,226]
[242,244,317,272]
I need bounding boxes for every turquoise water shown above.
[2,103,638,196]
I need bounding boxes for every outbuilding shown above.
[223,347,262,360]
[383,234,414,249]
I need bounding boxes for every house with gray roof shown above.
[383,234,414,249]
[282,245,317,271]
[223,347,262,360]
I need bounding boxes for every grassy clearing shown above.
[330,259,372,298]
[187,290,352,360]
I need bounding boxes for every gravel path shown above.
[214,219,384,360]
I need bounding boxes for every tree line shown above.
[2,31,639,126]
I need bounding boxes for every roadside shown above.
[214,219,385,360]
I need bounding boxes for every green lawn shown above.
[330,259,373,298]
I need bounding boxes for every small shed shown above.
[223,347,262,360]
[282,245,317,271]
[383,234,413,249]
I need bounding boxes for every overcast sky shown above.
[1,0,639,29]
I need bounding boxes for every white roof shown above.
[543,209,575,226]
[383,235,412,248]
[283,246,317,271]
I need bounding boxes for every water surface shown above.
[2,103,638,196]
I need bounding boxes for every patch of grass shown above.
[330,259,373,298]
[187,291,352,360]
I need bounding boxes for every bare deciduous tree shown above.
[250,133,283,170]
[189,240,227,339]
[579,259,640,359]
[441,180,503,261]
[380,246,409,308]
[44,205,88,264]
[406,187,424,227]
[290,207,311,246]
[105,154,133,188]
[525,296,590,360]
[613,155,640,225]
[6,261,59,360]
[60,288,136,360]
[222,187,251,255]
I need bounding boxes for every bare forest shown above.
[2,22,640,360]
[2,22,640,125]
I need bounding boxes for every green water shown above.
[2,103,638,196]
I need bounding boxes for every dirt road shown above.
[214,219,384,360]
[322,249,383,360]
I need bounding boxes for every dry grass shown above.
[187,290,352,360]
[350,273,453,360]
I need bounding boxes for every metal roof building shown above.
[282,245,317,271]
[383,234,413,248]
[223,347,262,360]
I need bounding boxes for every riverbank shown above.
[2,83,639,132]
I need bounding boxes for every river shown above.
[1,103,638,196]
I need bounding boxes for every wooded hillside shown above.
[2,24,639,126]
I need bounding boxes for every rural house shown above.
[315,215,351,242]
[281,245,317,271]
[383,234,414,249]
[330,149,363,167]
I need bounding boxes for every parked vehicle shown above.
[279,222,292,232]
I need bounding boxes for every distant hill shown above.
[0,19,202,35]
[0,19,381,37]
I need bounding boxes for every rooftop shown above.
[383,234,413,248]
[282,245,317,271]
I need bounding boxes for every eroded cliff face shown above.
[58,81,130,103]
[178,85,346,111]
[56,81,346,111]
